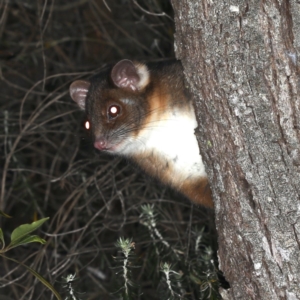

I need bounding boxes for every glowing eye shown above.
[85,121,90,130]
[108,104,121,119]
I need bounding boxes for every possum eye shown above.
[107,104,121,120]
[84,120,90,130]
[82,118,91,131]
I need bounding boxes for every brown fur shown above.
[133,150,213,207]
[70,60,214,208]
[181,178,213,207]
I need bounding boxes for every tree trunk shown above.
[171,0,300,299]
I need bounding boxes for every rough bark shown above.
[171,0,300,299]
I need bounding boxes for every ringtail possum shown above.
[70,59,213,207]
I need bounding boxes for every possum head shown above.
[70,60,151,154]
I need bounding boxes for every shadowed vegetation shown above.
[0,1,220,299]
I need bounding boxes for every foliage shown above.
[109,206,222,299]
[0,0,222,299]
[113,237,139,299]
[0,218,62,299]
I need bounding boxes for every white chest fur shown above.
[123,107,207,180]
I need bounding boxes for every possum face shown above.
[70,60,151,154]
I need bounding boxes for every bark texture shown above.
[172,0,300,299]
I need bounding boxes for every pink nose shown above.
[94,138,108,150]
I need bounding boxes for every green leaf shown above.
[0,209,12,218]
[0,254,62,300]
[0,228,4,248]
[10,217,49,245]
[22,261,62,300]
[8,235,46,249]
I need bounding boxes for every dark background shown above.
[0,1,219,299]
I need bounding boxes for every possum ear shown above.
[111,59,149,91]
[70,80,91,110]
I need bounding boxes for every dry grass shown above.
[0,1,219,299]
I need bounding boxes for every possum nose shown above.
[94,138,108,150]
